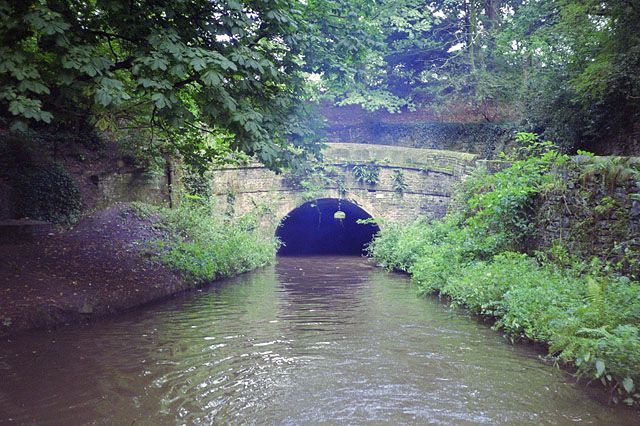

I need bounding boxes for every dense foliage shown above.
[337,0,640,153]
[9,162,81,224]
[368,135,640,405]
[2,1,638,164]
[131,200,278,284]
[0,134,81,223]
[0,0,388,169]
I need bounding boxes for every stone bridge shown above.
[209,143,476,227]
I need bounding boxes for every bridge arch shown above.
[208,143,477,229]
[276,198,380,256]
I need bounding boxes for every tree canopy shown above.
[0,0,386,169]
[2,0,639,162]
[370,0,640,152]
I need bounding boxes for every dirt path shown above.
[0,204,192,337]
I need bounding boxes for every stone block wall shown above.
[324,121,514,159]
[320,104,516,159]
[534,160,640,276]
[96,171,171,208]
[208,143,476,228]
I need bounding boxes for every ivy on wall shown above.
[0,134,81,224]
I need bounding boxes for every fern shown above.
[391,169,408,194]
[580,156,640,192]
[352,162,381,185]
[586,275,608,321]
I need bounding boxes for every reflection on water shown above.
[0,256,637,425]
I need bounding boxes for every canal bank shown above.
[0,204,192,337]
[0,202,276,338]
[367,144,640,409]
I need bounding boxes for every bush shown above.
[0,134,81,224]
[367,219,454,272]
[132,200,278,283]
[409,225,468,294]
[11,163,82,224]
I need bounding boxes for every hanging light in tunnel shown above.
[334,198,346,221]
[276,198,380,255]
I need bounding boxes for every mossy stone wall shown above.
[535,159,640,277]
[95,171,171,208]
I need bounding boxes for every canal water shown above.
[0,256,637,425]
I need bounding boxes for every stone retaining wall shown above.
[95,171,171,208]
[534,159,640,275]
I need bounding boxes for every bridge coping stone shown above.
[219,143,476,170]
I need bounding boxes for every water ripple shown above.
[0,256,637,424]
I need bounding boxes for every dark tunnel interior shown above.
[276,198,380,256]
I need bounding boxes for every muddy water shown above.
[0,256,637,425]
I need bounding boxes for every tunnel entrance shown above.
[276,198,380,256]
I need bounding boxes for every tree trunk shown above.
[469,0,477,71]
[484,0,501,66]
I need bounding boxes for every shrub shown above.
[367,218,457,272]
[0,134,82,224]
[10,163,82,224]
[132,200,278,283]
[409,226,468,294]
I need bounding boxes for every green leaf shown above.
[622,377,635,393]
[149,56,169,71]
[8,99,25,115]
[227,1,242,11]
[138,78,158,88]
[190,56,207,72]
[218,58,237,72]
[95,90,113,107]
[170,64,188,79]
[222,96,237,112]
[595,360,605,378]
[39,111,53,123]
[151,93,169,109]
[95,117,112,131]
[10,120,28,133]
[18,80,50,95]
[201,70,221,87]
